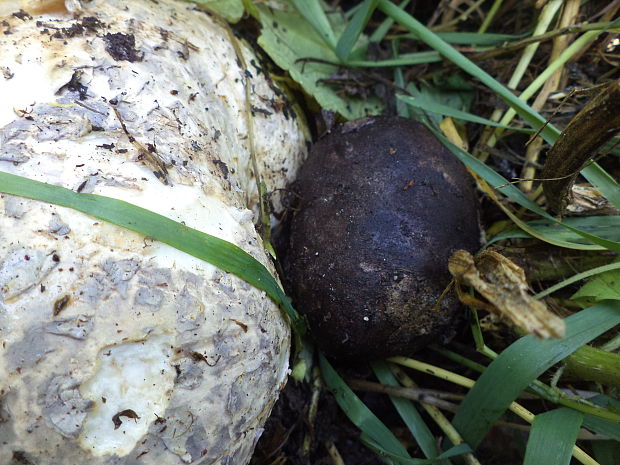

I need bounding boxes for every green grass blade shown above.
[398,95,534,132]
[431,128,620,253]
[592,441,620,465]
[290,0,338,49]
[377,0,620,213]
[534,262,620,299]
[336,0,377,61]
[451,302,620,448]
[434,31,527,45]
[361,437,470,465]
[0,171,305,333]
[369,0,411,44]
[376,0,557,143]
[581,163,620,211]
[319,353,413,463]
[583,395,620,441]
[488,216,620,249]
[346,51,441,67]
[371,361,440,460]
[523,408,583,465]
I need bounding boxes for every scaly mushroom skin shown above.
[0,1,306,464]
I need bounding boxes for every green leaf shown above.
[290,0,338,49]
[430,128,620,253]
[523,408,583,465]
[0,172,305,335]
[188,0,244,22]
[361,436,471,465]
[398,95,534,132]
[378,0,620,213]
[371,361,440,460]
[451,302,620,448]
[488,216,620,249]
[253,4,383,119]
[583,395,620,441]
[319,353,413,463]
[581,163,620,211]
[572,269,620,303]
[336,0,377,61]
[433,31,527,45]
[346,51,441,67]
[376,0,558,144]
[592,441,620,465]
[534,262,620,300]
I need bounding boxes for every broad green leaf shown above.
[451,302,620,448]
[336,0,377,61]
[319,354,412,464]
[0,172,305,335]
[523,408,583,465]
[371,361,439,460]
[572,269,620,302]
[189,0,244,22]
[253,4,383,119]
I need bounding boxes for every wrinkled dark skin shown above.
[284,117,480,360]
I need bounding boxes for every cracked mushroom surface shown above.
[0,0,307,464]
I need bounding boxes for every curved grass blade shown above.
[336,0,377,61]
[534,262,620,299]
[581,164,620,211]
[371,361,439,460]
[488,216,620,249]
[368,0,411,44]
[432,129,620,253]
[361,436,471,465]
[319,353,413,464]
[378,0,620,211]
[583,395,620,441]
[376,0,556,142]
[523,408,583,465]
[398,95,535,132]
[451,302,620,448]
[0,171,305,334]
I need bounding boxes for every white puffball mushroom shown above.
[0,1,307,464]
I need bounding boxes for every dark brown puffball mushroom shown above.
[284,117,480,360]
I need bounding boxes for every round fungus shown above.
[285,117,480,360]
